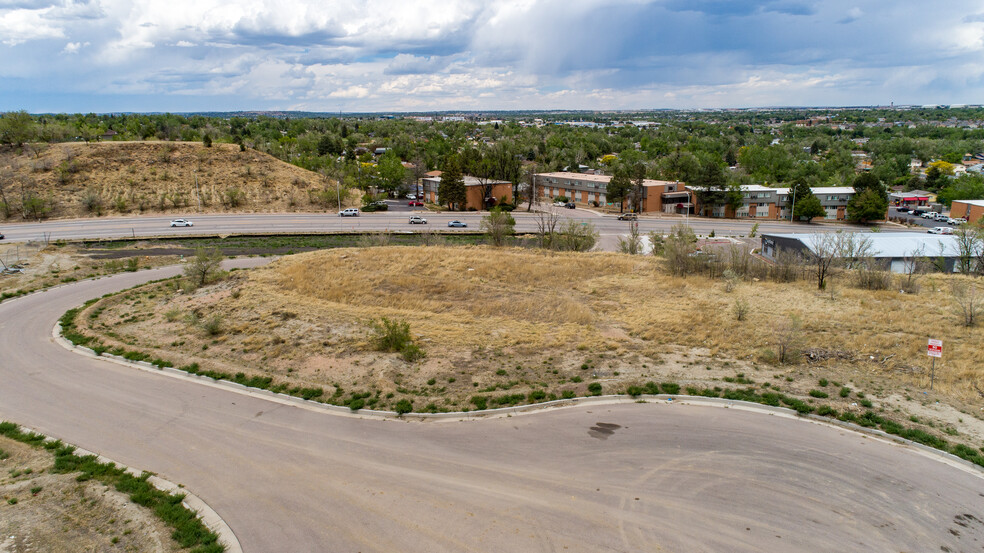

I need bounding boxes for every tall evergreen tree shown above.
[439,156,466,210]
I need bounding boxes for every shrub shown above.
[528,390,547,402]
[371,318,412,351]
[587,382,602,396]
[808,390,828,398]
[202,315,223,336]
[626,385,644,397]
[839,386,851,397]
[470,396,488,410]
[394,399,413,415]
[660,382,680,395]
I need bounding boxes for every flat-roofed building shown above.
[950,199,984,222]
[421,175,512,210]
[533,172,689,213]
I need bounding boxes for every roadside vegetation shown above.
[0,421,215,552]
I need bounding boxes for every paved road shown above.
[0,209,904,246]
[1,264,982,552]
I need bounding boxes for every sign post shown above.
[927,338,942,390]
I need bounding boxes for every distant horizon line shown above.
[14,104,984,117]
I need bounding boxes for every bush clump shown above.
[370,317,425,362]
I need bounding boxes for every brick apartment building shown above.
[420,174,513,210]
[533,172,690,213]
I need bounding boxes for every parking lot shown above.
[890,207,953,228]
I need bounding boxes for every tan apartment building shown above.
[533,172,690,213]
[950,200,984,222]
[420,174,513,210]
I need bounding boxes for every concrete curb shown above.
[3,423,243,553]
[55,320,984,479]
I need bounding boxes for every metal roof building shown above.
[760,232,976,273]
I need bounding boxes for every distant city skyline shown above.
[2,0,983,113]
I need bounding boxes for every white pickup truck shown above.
[408,215,428,224]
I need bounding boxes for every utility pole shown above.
[789,187,796,222]
[194,171,201,211]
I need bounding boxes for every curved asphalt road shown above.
[2,263,983,552]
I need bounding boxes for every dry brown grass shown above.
[0,141,354,220]
[76,246,984,436]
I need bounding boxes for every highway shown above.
[1,261,982,552]
[0,207,900,245]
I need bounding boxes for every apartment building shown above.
[533,172,689,213]
[689,185,856,221]
[420,175,513,210]
[775,187,855,221]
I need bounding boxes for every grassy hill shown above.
[0,141,355,220]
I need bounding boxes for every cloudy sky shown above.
[1,0,983,113]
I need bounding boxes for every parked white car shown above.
[920,211,937,218]
[169,219,193,227]
[947,217,966,225]
[339,208,360,217]
[933,212,949,221]
[406,194,417,200]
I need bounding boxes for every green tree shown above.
[481,209,516,247]
[0,111,36,146]
[376,151,407,195]
[938,175,984,207]
[847,173,888,223]
[794,194,824,222]
[847,188,889,223]
[607,168,632,212]
[184,247,224,288]
[202,133,212,148]
[438,156,466,210]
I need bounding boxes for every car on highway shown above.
[407,200,424,207]
[0,232,4,240]
[169,219,193,227]
[447,220,467,228]
[339,208,360,217]
[617,213,638,221]
[928,226,953,235]
[408,215,428,224]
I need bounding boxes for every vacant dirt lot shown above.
[0,141,356,221]
[72,245,984,451]
[0,242,181,299]
[0,435,179,553]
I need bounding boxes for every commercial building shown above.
[420,175,513,210]
[950,200,984,222]
[760,232,973,273]
[533,172,690,213]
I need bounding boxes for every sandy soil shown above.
[0,436,179,553]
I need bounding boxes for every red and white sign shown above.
[927,339,942,358]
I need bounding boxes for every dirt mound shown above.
[0,141,353,220]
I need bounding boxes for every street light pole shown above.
[789,187,796,222]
